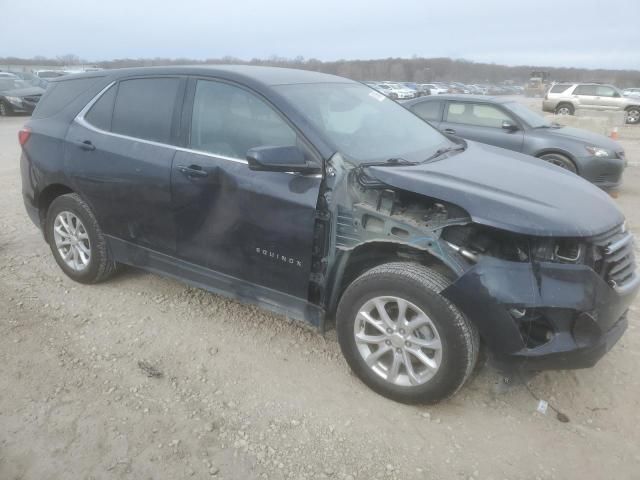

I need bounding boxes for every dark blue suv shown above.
[19,66,639,404]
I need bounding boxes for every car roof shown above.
[49,65,353,87]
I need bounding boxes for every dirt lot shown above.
[1,106,640,480]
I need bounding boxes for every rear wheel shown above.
[539,152,577,173]
[626,107,640,125]
[555,103,574,116]
[336,262,479,404]
[45,193,117,284]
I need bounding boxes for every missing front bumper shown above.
[442,256,639,370]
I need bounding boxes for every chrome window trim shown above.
[74,80,322,176]
[75,81,248,165]
[73,81,322,178]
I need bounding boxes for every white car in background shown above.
[623,88,640,98]
[422,83,449,95]
[381,82,416,99]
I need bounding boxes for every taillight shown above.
[18,128,31,146]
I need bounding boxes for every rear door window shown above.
[111,78,181,144]
[410,101,443,122]
[550,84,572,94]
[189,80,297,159]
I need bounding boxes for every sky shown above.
[1,0,639,70]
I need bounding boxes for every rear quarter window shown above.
[84,84,116,131]
[32,77,102,119]
[549,84,572,94]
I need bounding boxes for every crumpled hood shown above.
[367,141,624,237]
[545,125,622,152]
[1,86,44,97]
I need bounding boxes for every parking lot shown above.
[1,98,640,479]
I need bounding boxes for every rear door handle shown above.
[75,140,95,151]
[177,164,208,178]
[443,128,456,134]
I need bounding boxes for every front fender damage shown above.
[313,154,473,323]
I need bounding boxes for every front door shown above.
[171,78,322,299]
[65,77,184,254]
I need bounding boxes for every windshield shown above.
[275,83,449,164]
[0,79,28,92]
[503,101,551,128]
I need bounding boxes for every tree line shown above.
[2,55,639,87]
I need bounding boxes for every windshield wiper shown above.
[357,157,418,169]
[423,145,466,162]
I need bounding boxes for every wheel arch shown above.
[37,183,75,235]
[533,149,579,173]
[555,101,575,113]
[325,241,461,320]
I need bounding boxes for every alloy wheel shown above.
[627,109,640,124]
[53,211,91,271]
[556,106,571,115]
[354,296,442,387]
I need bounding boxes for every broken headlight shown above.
[532,238,584,263]
[441,225,529,263]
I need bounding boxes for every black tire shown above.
[0,100,11,117]
[626,107,640,125]
[45,193,117,284]
[555,103,574,116]
[538,152,577,173]
[336,262,479,404]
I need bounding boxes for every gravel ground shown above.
[1,104,640,480]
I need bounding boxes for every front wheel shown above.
[538,153,577,173]
[336,263,479,404]
[45,193,117,284]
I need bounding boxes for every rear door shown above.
[170,78,322,299]
[572,84,598,110]
[439,101,524,152]
[65,76,185,254]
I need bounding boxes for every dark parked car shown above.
[20,67,638,404]
[0,78,45,116]
[403,95,627,189]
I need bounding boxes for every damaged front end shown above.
[442,223,639,370]
[317,152,639,371]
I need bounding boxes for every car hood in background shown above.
[543,125,622,151]
[0,87,45,96]
[367,141,623,237]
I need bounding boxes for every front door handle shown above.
[443,128,456,134]
[75,140,96,151]
[177,164,208,178]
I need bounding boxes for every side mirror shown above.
[502,120,519,131]
[246,145,316,173]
